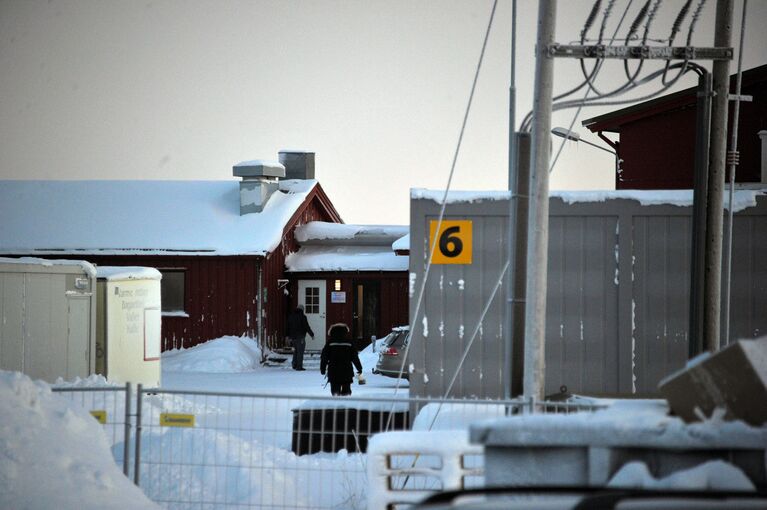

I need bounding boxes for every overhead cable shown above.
[385,0,499,416]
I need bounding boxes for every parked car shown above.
[372,326,410,380]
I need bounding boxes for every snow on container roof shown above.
[96,266,162,281]
[470,399,767,449]
[294,222,408,245]
[392,234,410,252]
[285,246,408,272]
[0,180,318,256]
[0,256,97,277]
[411,188,764,212]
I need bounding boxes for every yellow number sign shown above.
[160,413,196,428]
[429,220,472,264]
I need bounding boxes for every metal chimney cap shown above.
[233,160,286,178]
[278,149,315,155]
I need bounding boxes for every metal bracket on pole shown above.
[548,44,733,61]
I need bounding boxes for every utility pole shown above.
[505,0,527,399]
[689,70,712,358]
[524,0,556,401]
[703,0,734,353]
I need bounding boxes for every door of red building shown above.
[352,280,380,350]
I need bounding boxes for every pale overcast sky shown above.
[1,0,765,224]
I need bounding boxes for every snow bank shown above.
[553,189,763,212]
[0,370,160,510]
[0,256,97,277]
[411,189,510,204]
[392,233,410,251]
[53,373,116,388]
[472,399,767,449]
[411,188,765,213]
[0,179,317,256]
[286,245,408,272]
[96,266,162,281]
[608,460,755,491]
[294,222,408,243]
[162,336,262,373]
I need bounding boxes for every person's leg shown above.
[340,383,351,396]
[295,337,305,369]
[330,382,341,396]
[291,337,300,369]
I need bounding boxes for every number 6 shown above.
[439,226,463,257]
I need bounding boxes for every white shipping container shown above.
[0,257,97,382]
[96,267,162,387]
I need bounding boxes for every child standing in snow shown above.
[320,323,363,396]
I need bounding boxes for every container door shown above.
[0,273,24,372]
[298,280,326,351]
[67,296,91,380]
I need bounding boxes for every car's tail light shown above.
[383,347,399,356]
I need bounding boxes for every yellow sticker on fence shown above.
[90,410,107,424]
[429,220,473,264]
[160,413,195,428]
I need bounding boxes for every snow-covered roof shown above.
[392,234,410,252]
[0,180,318,256]
[294,222,408,245]
[96,266,162,281]
[0,256,97,277]
[411,188,765,212]
[285,246,409,272]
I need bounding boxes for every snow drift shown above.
[0,370,160,510]
[162,336,263,373]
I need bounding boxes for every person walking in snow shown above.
[286,305,314,370]
[321,323,363,396]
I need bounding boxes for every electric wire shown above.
[548,0,637,173]
[723,0,749,347]
[384,0,499,423]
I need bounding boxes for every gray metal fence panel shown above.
[132,390,589,510]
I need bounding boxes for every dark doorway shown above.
[353,280,380,350]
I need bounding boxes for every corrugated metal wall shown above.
[410,194,767,399]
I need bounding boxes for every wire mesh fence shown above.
[51,384,132,476]
[50,385,605,509]
[132,389,605,510]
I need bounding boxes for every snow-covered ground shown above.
[160,336,406,396]
[0,371,161,510]
[4,336,765,509]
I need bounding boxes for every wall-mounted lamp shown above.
[277,279,289,290]
[334,279,341,291]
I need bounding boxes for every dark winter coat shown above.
[321,327,362,384]
[286,308,314,340]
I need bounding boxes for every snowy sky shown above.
[1,0,765,224]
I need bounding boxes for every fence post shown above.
[133,384,143,486]
[123,382,132,477]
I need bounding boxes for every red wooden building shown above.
[583,64,767,189]
[285,223,410,351]
[0,152,343,352]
